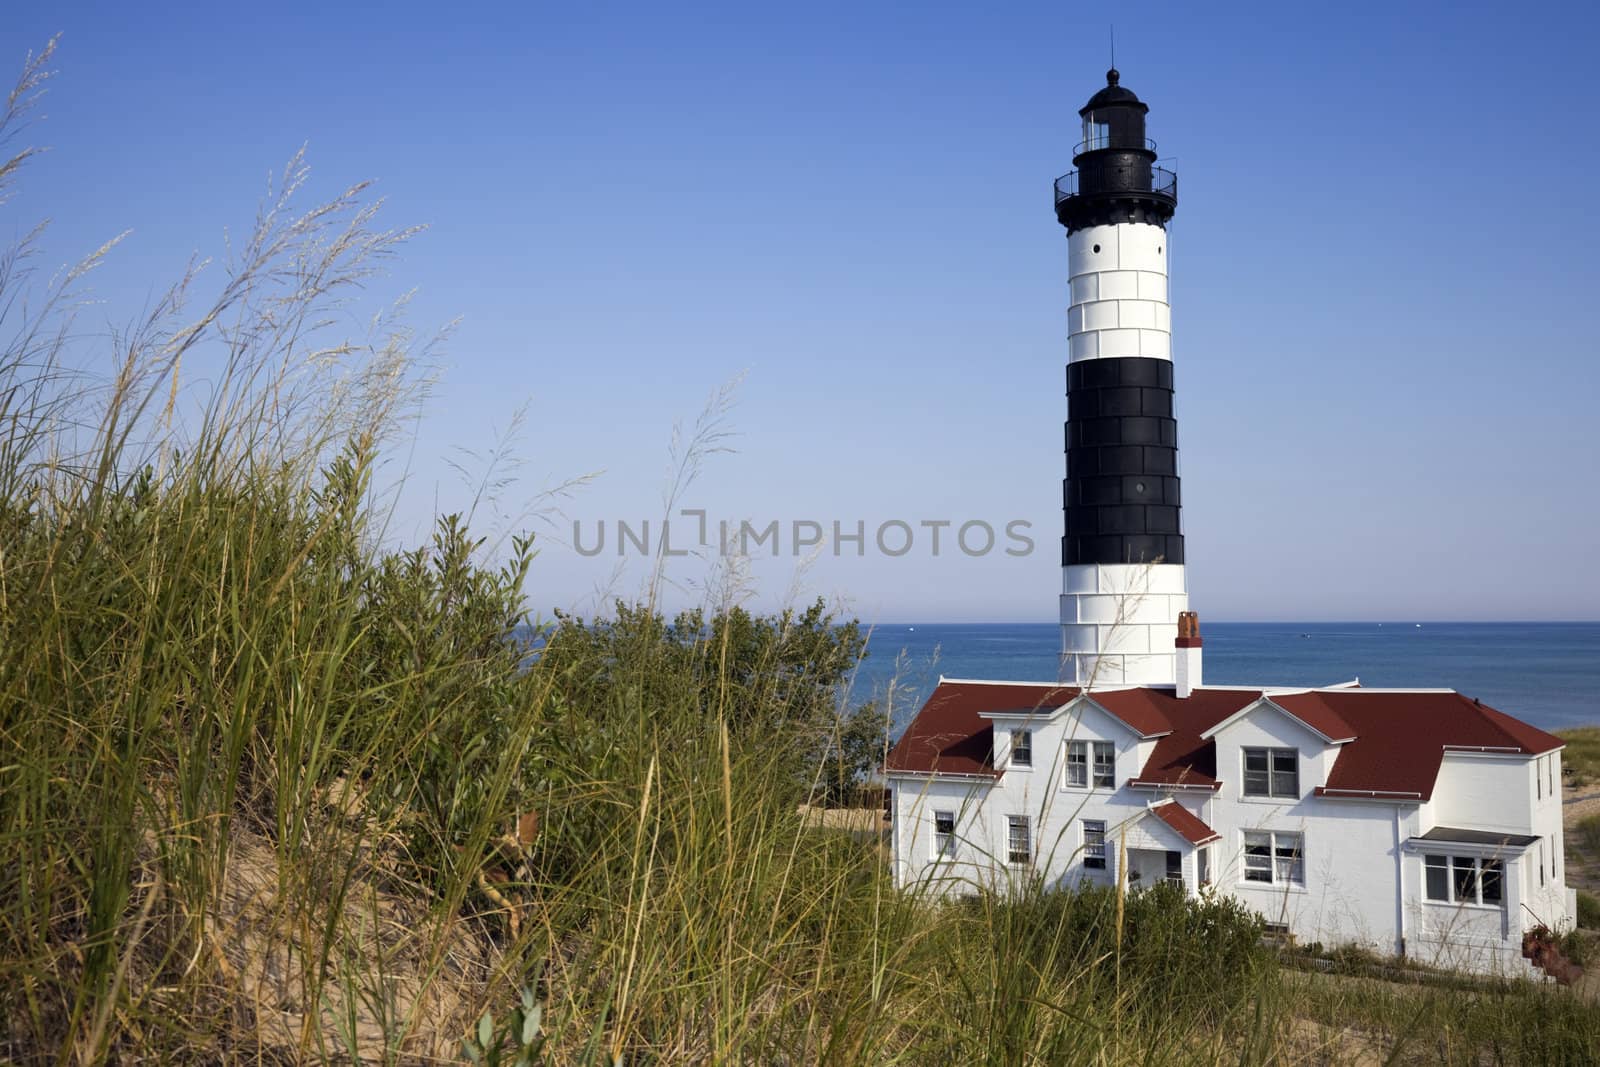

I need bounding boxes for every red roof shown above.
[1261,691,1356,742]
[883,681,1079,777]
[1147,800,1221,846]
[1069,687,1181,737]
[1281,690,1564,800]
[887,681,1563,802]
[1101,688,1262,789]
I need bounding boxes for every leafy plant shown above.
[461,985,561,1067]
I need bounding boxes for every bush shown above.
[1578,890,1600,930]
[956,880,1272,1027]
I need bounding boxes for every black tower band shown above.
[1056,69,1183,569]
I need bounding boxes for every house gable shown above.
[1201,695,1352,747]
[1203,697,1341,802]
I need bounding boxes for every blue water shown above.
[850,622,1600,734]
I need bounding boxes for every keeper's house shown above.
[883,660,1574,976]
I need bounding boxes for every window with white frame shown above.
[1242,747,1299,799]
[1242,830,1304,886]
[1065,741,1088,788]
[1197,845,1211,886]
[1082,819,1107,870]
[1011,729,1032,767]
[1082,112,1112,150]
[1424,854,1503,906]
[1092,741,1115,787]
[933,811,956,860]
[1007,815,1031,866]
[1065,740,1114,788]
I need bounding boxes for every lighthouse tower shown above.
[1055,69,1186,687]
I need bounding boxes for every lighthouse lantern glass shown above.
[1083,112,1111,151]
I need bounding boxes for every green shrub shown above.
[1578,890,1600,930]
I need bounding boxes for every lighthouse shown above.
[1055,69,1187,687]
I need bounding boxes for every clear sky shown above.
[7,2,1600,623]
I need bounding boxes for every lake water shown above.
[849,622,1600,734]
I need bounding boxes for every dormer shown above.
[981,691,1171,793]
[1200,694,1355,802]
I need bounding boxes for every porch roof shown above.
[1146,800,1221,846]
[1414,826,1539,849]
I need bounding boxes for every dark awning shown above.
[1414,826,1538,849]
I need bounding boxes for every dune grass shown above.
[4,38,1600,1064]
[1557,727,1600,787]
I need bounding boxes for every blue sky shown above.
[7,2,1599,623]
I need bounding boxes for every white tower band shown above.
[1054,70,1187,687]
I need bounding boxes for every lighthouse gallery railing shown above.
[1054,165,1177,208]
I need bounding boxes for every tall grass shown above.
[1557,727,1600,787]
[4,39,1600,1064]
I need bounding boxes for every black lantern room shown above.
[1054,70,1177,233]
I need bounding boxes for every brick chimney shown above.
[1175,611,1202,698]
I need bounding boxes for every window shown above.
[1011,730,1032,768]
[1083,819,1107,870]
[1082,113,1112,150]
[1165,850,1183,885]
[1066,740,1114,789]
[1243,830,1304,886]
[933,811,956,860]
[1452,856,1477,901]
[1065,741,1088,788]
[1093,742,1115,788]
[1425,854,1504,906]
[1425,854,1449,902]
[1197,846,1211,886]
[1242,748,1299,799]
[1537,757,1543,800]
[1007,816,1031,866]
[1482,859,1504,903]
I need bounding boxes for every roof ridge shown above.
[1313,686,1458,694]
[936,676,1071,687]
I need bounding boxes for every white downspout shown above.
[1394,805,1407,958]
